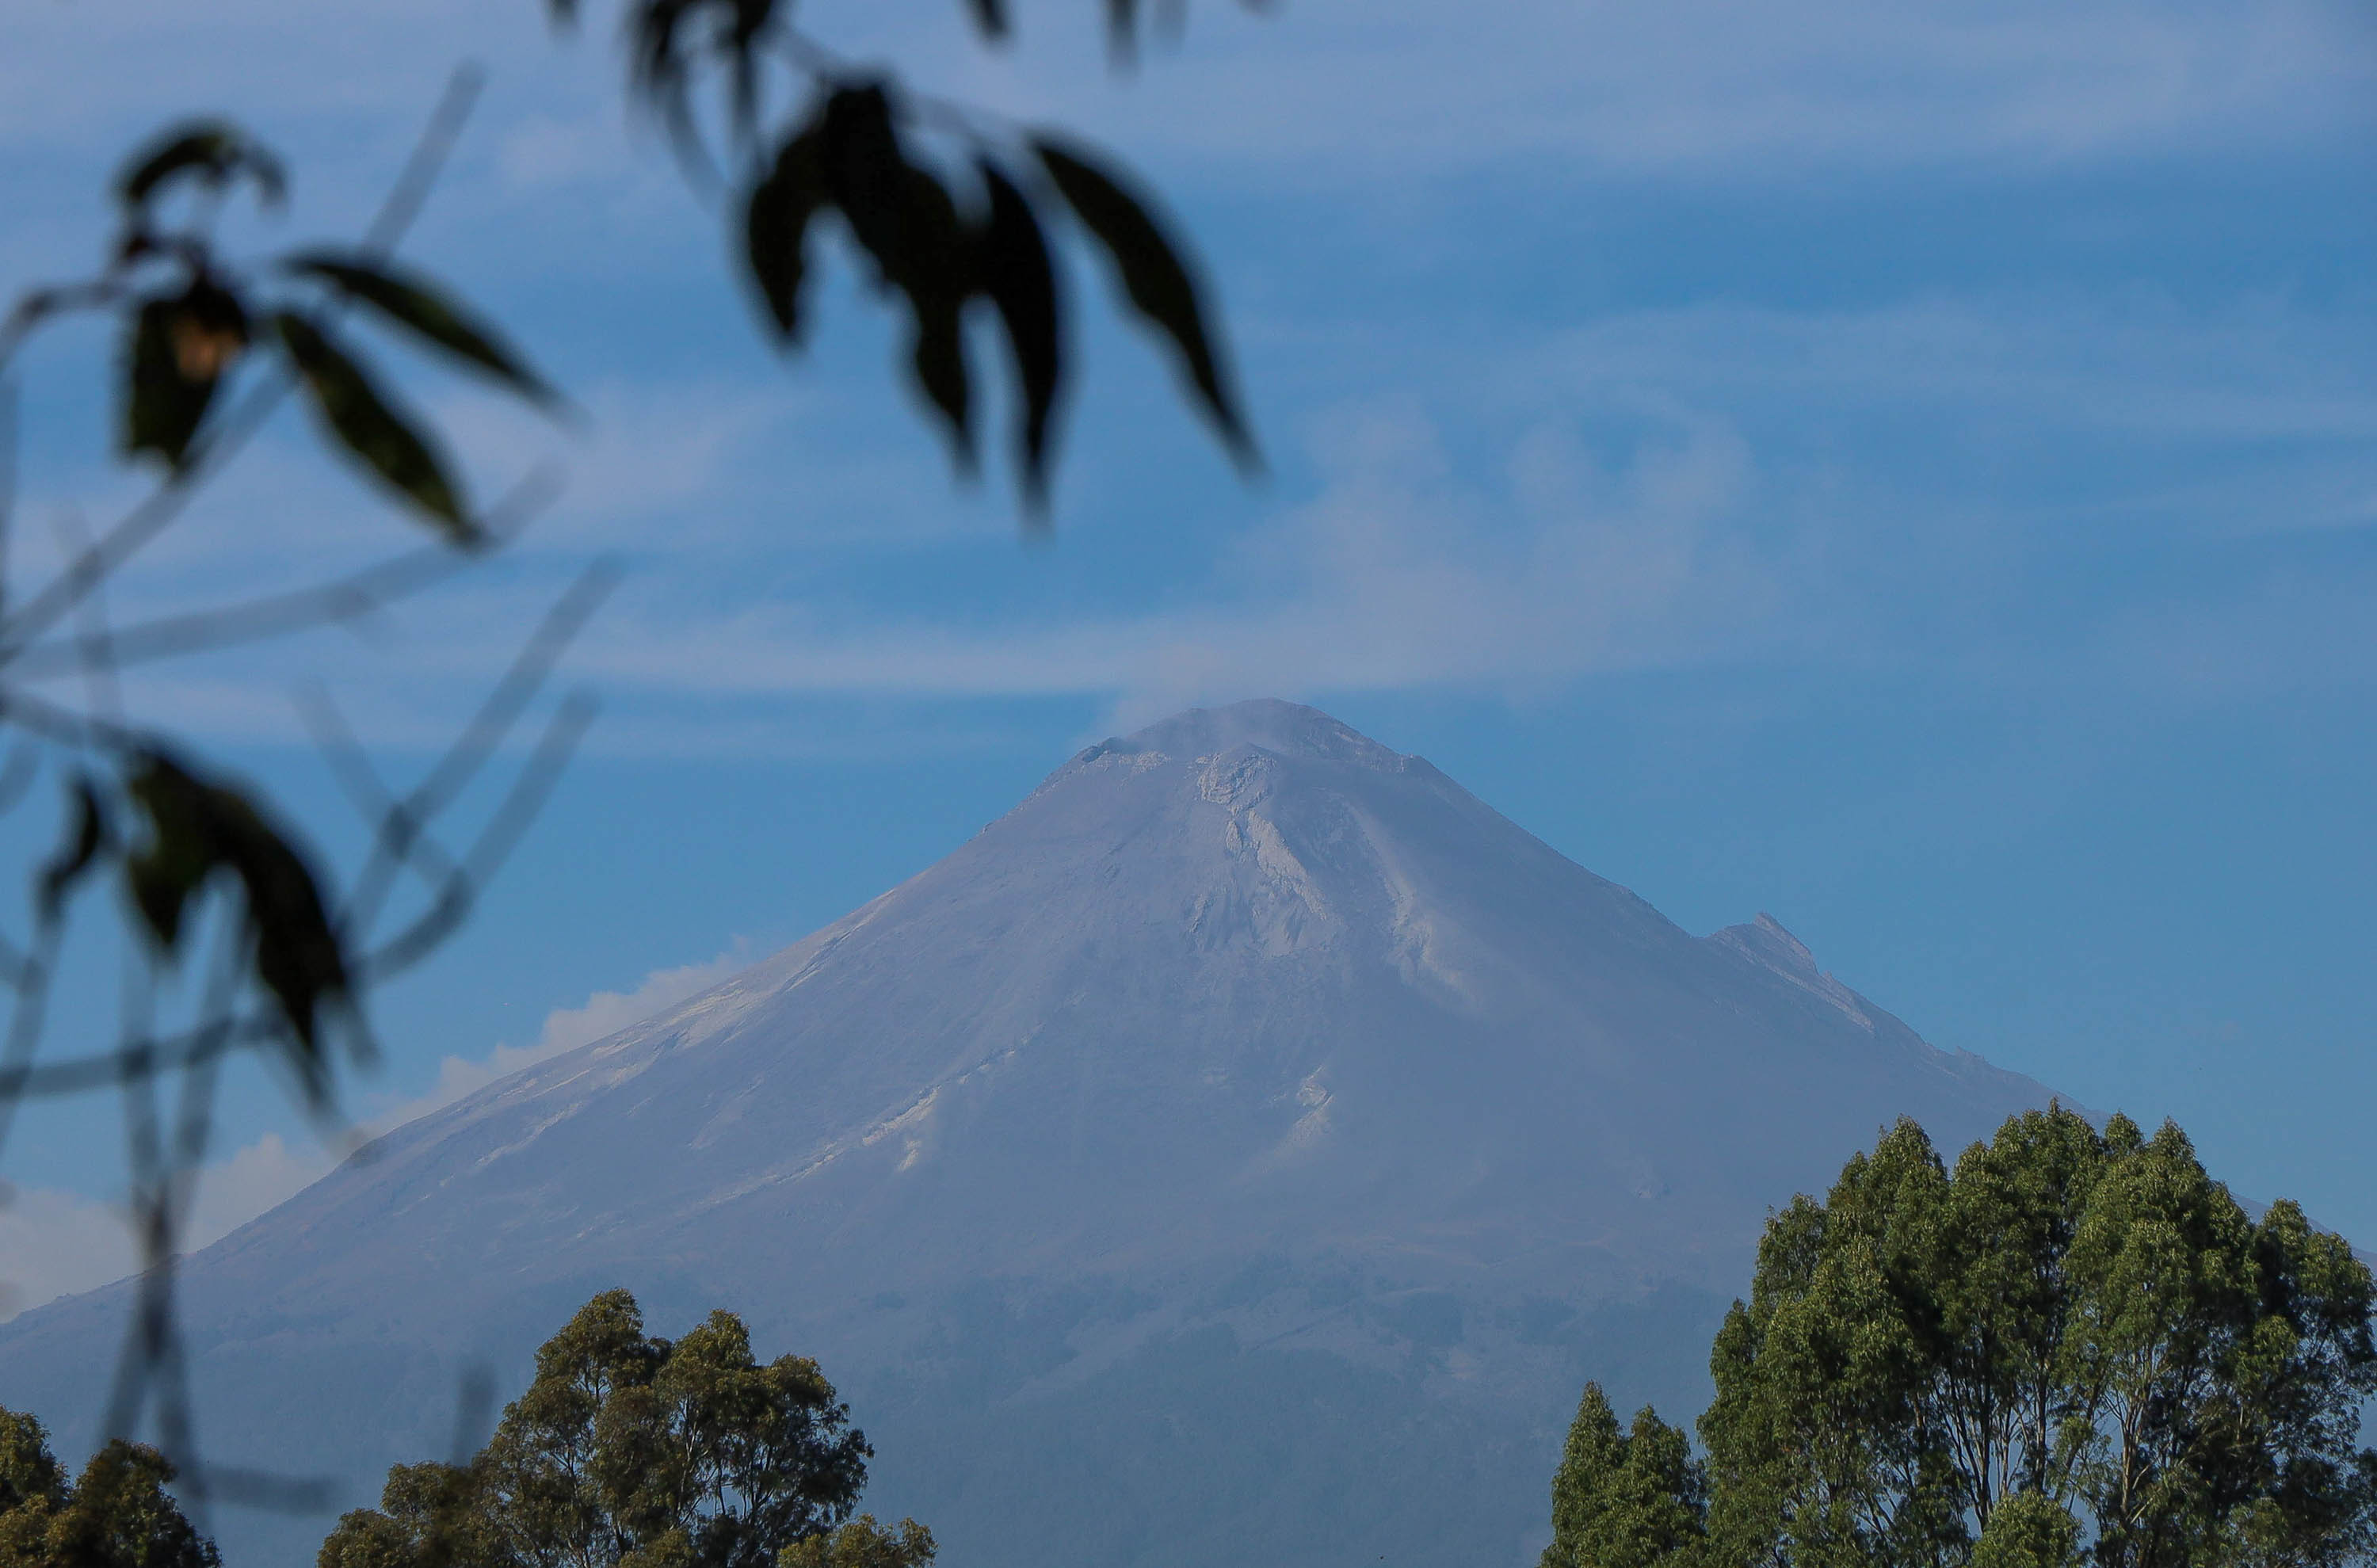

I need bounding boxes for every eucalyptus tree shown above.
[776,1516,937,1568]
[1541,1107,2377,1568]
[0,1406,219,1568]
[319,1290,899,1568]
[1541,1383,1707,1568]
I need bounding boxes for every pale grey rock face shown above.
[0,700,2059,1567]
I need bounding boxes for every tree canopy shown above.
[1542,1106,2377,1568]
[318,1289,907,1568]
[776,1515,937,1568]
[1541,1383,1706,1568]
[0,1406,219,1568]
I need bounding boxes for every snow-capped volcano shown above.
[0,700,2058,1567]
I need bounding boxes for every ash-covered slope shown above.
[0,700,2057,1567]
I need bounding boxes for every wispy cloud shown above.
[388,945,750,1115]
[16,278,2371,767]
[555,399,1782,728]
[4,0,2367,218]
[441,288,2377,732]
[2,0,2368,775]
[852,0,2377,177]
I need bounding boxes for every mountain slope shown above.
[0,700,2058,1566]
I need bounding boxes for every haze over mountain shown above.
[0,700,2061,1566]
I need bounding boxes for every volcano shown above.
[0,700,2058,1566]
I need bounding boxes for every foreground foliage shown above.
[3,0,1265,1490]
[0,1406,219,1568]
[319,1289,922,1568]
[1543,1107,2377,1567]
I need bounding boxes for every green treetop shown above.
[1541,1105,2377,1568]
[776,1514,937,1568]
[0,1407,219,1568]
[1543,1383,1709,1568]
[319,1288,910,1568]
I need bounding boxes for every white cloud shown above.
[555,398,1780,724]
[0,1132,338,1326]
[0,0,2366,226]
[0,1185,137,1326]
[0,945,750,1322]
[389,945,750,1116]
[17,285,2372,761]
[2,0,2367,765]
[826,0,2377,178]
[486,288,2377,727]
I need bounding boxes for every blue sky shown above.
[1,0,2374,1307]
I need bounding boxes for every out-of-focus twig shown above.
[4,464,559,681]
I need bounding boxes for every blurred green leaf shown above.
[126,752,351,1084]
[818,85,911,294]
[629,0,708,157]
[120,277,247,469]
[977,160,1064,511]
[285,251,559,406]
[37,778,112,921]
[1032,136,1255,469]
[123,300,211,468]
[117,121,286,216]
[814,86,977,471]
[1105,0,1139,59]
[895,166,975,473]
[274,312,474,542]
[742,124,828,344]
[966,0,1010,40]
[124,756,216,956]
[630,0,785,158]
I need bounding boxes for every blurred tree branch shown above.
[0,0,1269,1530]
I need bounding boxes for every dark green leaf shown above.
[966,0,1010,40]
[224,811,349,1073]
[893,166,976,472]
[907,294,974,477]
[124,755,217,955]
[125,753,351,1085]
[725,0,780,54]
[174,275,252,373]
[818,85,911,294]
[117,121,286,214]
[284,252,559,406]
[120,279,246,468]
[977,161,1064,512]
[123,300,211,467]
[629,0,700,101]
[37,779,111,920]
[1032,136,1256,470]
[813,88,978,471]
[629,0,783,165]
[1105,0,1139,61]
[274,313,474,542]
[742,125,828,344]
